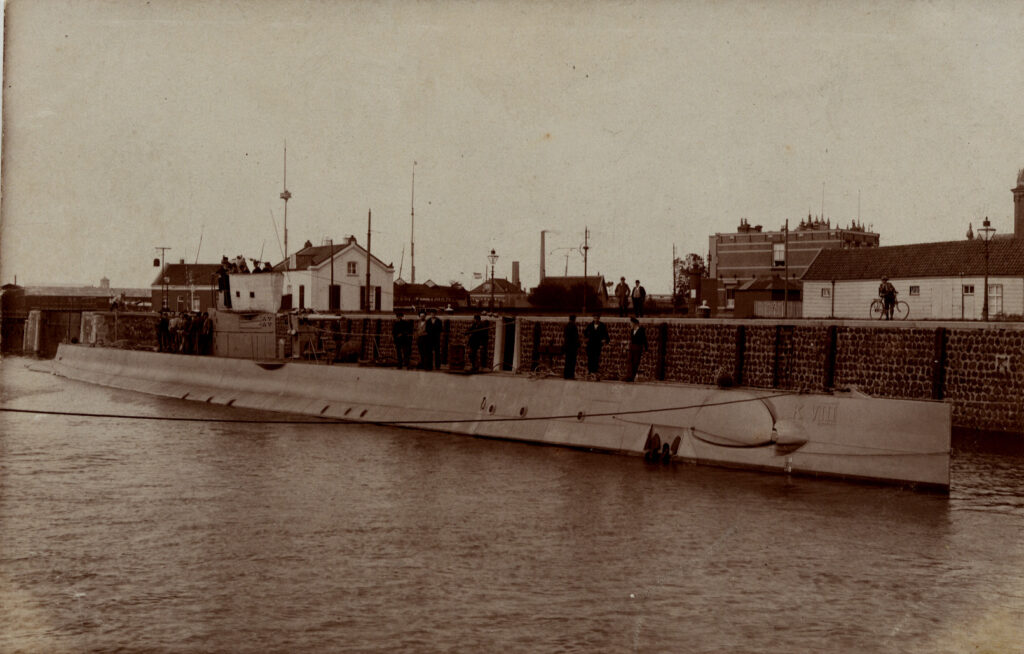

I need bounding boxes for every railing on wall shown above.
[754,301,802,318]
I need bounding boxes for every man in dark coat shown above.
[425,309,444,370]
[563,315,579,379]
[156,311,170,352]
[414,312,431,370]
[614,277,630,317]
[467,314,489,372]
[631,279,647,317]
[583,313,610,379]
[625,317,648,382]
[392,311,413,369]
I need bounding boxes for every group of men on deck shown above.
[562,313,647,382]
[391,309,490,372]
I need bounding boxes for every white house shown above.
[802,238,1024,320]
[221,237,394,313]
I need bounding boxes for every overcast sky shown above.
[3,0,1024,293]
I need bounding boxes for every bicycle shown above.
[869,298,910,320]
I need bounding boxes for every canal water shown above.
[1,357,1023,653]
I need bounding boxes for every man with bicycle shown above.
[878,277,897,320]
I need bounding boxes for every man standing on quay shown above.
[615,276,630,317]
[426,309,444,370]
[632,279,646,317]
[392,311,413,369]
[625,317,648,382]
[563,315,579,379]
[583,313,610,380]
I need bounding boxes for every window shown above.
[772,243,785,267]
[299,285,305,309]
[821,288,831,298]
[725,287,736,310]
[249,291,255,298]
[990,284,1003,314]
[347,262,357,275]
[909,286,920,296]
[963,285,975,296]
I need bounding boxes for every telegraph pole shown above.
[582,226,590,314]
[366,210,372,312]
[410,161,416,284]
[280,143,291,270]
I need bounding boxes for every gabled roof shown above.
[802,239,1024,281]
[151,263,224,287]
[737,276,802,291]
[536,275,609,298]
[272,238,394,272]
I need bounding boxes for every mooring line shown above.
[0,392,794,427]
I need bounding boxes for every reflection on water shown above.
[1,358,1023,653]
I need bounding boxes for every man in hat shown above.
[583,313,610,379]
[878,276,897,320]
[392,311,413,369]
[614,277,630,317]
[625,317,648,382]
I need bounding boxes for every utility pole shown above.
[280,143,291,270]
[582,226,590,314]
[410,161,416,284]
[328,238,335,311]
[784,219,789,319]
[366,210,372,312]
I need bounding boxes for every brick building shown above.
[151,262,222,312]
[708,216,879,313]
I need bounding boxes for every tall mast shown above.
[410,161,416,284]
[280,143,291,270]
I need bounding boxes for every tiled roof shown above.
[536,275,609,297]
[737,276,802,291]
[468,278,522,294]
[151,264,224,287]
[395,283,469,300]
[801,239,1024,281]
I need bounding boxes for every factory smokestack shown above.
[512,261,520,290]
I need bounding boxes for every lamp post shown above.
[978,217,995,321]
[487,249,499,309]
[154,246,170,310]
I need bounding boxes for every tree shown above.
[673,253,707,308]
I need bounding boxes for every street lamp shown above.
[978,217,995,321]
[154,246,170,310]
[487,249,499,309]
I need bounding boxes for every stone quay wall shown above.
[519,316,1024,435]
[78,311,1023,434]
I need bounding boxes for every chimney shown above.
[179,258,185,264]
[512,261,520,290]
[540,231,546,282]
